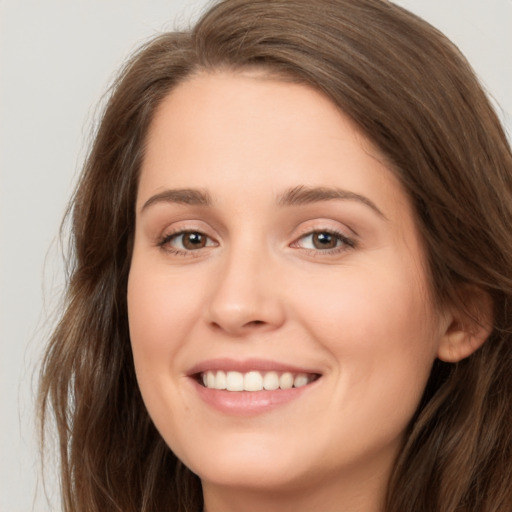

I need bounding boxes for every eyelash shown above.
[291,229,356,255]
[157,228,356,257]
[157,230,217,257]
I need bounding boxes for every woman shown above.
[38,0,512,511]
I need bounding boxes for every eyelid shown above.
[290,225,357,254]
[156,226,218,255]
[154,218,217,244]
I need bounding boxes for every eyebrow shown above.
[277,185,387,219]
[141,188,212,212]
[140,185,386,219]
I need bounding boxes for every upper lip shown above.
[187,357,322,377]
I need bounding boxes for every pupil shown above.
[313,232,335,249]
[184,232,205,249]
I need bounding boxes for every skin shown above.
[127,71,455,512]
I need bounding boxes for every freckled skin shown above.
[127,72,451,512]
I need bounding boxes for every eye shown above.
[293,230,355,252]
[158,230,216,253]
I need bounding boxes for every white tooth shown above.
[226,371,244,391]
[206,371,216,389]
[263,371,280,390]
[244,371,263,391]
[279,372,294,389]
[202,373,208,387]
[214,370,227,390]
[294,373,309,388]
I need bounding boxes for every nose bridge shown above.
[206,233,284,334]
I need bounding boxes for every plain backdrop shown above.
[1,1,510,511]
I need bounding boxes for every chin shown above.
[176,432,314,491]
[195,457,311,493]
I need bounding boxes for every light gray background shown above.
[1,1,510,511]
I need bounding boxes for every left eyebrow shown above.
[276,185,387,219]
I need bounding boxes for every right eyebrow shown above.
[140,188,212,213]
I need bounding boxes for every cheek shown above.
[295,258,435,346]
[291,257,439,407]
[128,277,172,364]
[126,260,205,444]
[128,257,203,346]
[126,257,204,397]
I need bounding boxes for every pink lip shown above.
[192,382,316,416]
[187,357,320,376]
[186,358,321,417]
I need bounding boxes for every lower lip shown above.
[190,378,318,416]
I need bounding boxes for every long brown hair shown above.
[38,1,512,511]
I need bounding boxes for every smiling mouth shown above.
[198,370,320,392]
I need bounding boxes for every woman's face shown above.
[128,72,449,500]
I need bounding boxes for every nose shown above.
[206,245,286,336]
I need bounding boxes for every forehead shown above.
[139,71,406,209]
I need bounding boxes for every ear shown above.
[437,286,493,363]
